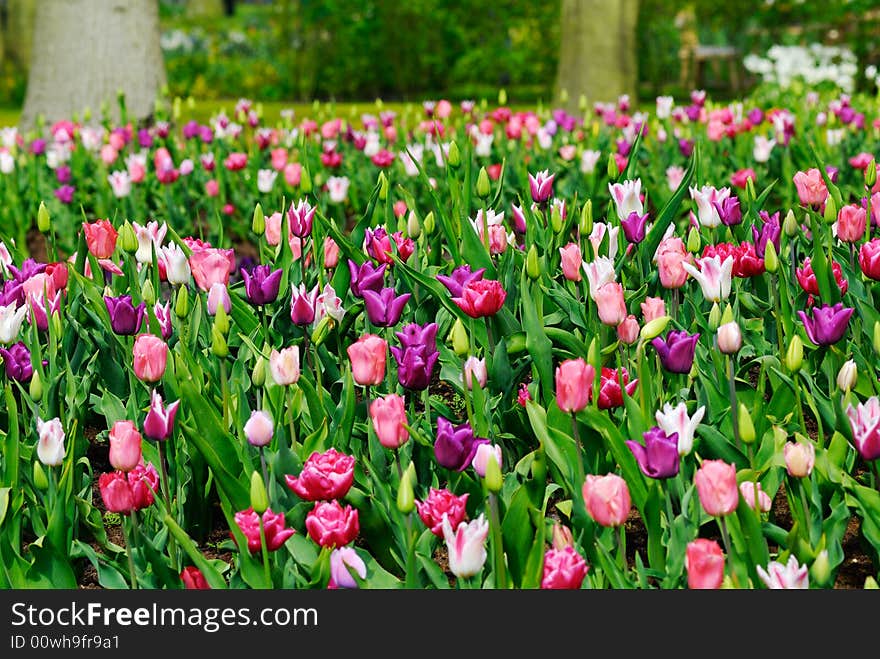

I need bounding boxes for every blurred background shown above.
[1,0,880,125]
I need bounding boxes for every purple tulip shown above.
[143,390,180,442]
[616,139,632,157]
[528,170,555,203]
[434,417,490,471]
[30,139,46,155]
[290,284,319,326]
[347,259,386,298]
[798,303,854,346]
[395,321,439,349]
[679,138,695,157]
[0,342,33,381]
[747,108,764,125]
[241,264,283,306]
[437,265,486,298]
[56,166,72,184]
[753,211,781,258]
[362,287,410,327]
[104,295,146,335]
[825,165,839,183]
[54,185,75,204]
[391,322,439,390]
[288,200,316,238]
[183,120,200,140]
[138,128,153,149]
[651,330,700,374]
[154,301,173,340]
[621,211,649,244]
[713,196,742,227]
[199,125,214,143]
[626,426,680,479]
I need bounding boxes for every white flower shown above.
[0,302,28,344]
[132,220,168,265]
[107,170,132,198]
[0,150,13,174]
[689,185,730,228]
[326,176,350,204]
[160,243,191,286]
[582,256,616,300]
[580,149,601,174]
[682,255,734,302]
[442,513,489,579]
[655,401,705,456]
[315,283,345,324]
[608,178,643,221]
[753,136,776,163]
[757,555,809,589]
[257,169,277,193]
[37,417,66,467]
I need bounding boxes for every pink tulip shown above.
[555,358,595,413]
[416,488,469,537]
[306,500,360,548]
[270,346,300,385]
[206,282,231,316]
[189,248,235,292]
[132,334,168,383]
[655,237,691,289]
[286,448,355,501]
[757,555,809,589]
[845,396,880,461]
[471,443,502,477]
[784,441,815,478]
[442,513,489,579]
[617,314,639,344]
[594,282,627,326]
[143,390,179,442]
[323,236,340,269]
[695,459,739,516]
[369,394,409,449]
[82,219,118,259]
[347,334,387,386]
[640,296,666,322]
[559,242,583,282]
[836,204,866,243]
[792,168,829,206]
[739,481,772,512]
[685,538,724,589]
[108,420,142,472]
[329,547,367,589]
[463,356,488,390]
[582,473,631,527]
[243,410,273,447]
[541,547,589,589]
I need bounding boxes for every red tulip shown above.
[452,279,507,318]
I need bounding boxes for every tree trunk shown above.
[20,0,166,130]
[555,0,639,112]
[4,0,37,70]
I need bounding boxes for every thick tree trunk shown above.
[20,0,166,130]
[555,0,639,112]
[4,0,36,70]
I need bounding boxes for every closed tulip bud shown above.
[764,240,778,273]
[810,549,831,587]
[252,202,265,235]
[118,221,138,254]
[717,321,742,354]
[214,303,230,335]
[526,244,541,280]
[484,446,503,493]
[37,202,50,233]
[738,403,756,443]
[252,355,266,387]
[377,171,388,201]
[423,211,435,235]
[579,199,593,236]
[141,279,156,307]
[640,315,671,341]
[720,304,734,326]
[745,176,756,204]
[837,359,857,392]
[867,159,877,188]
[447,141,461,168]
[824,195,837,224]
[551,523,574,550]
[406,210,421,239]
[211,325,228,357]
[587,337,600,370]
[33,461,49,491]
[300,166,313,194]
[51,311,62,337]
[397,463,415,514]
[550,205,564,233]
[29,370,43,402]
[476,167,491,199]
[311,313,334,347]
[450,318,469,356]
[250,471,269,515]
[687,226,701,253]
[175,285,189,319]
[498,88,507,105]
[783,209,798,237]
[708,302,721,331]
[874,321,880,356]
[244,410,273,447]
[865,576,879,589]
[607,152,619,179]
[578,94,588,112]
[786,335,803,373]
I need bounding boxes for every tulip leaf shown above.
[580,406,648,510]
[403,145,461,263]
[521,274,554,406]
[459,210,496,277]
[3,386,19,488]
[808,213,835,304]
[0,487,9,528]
[72,540,129,589]
[525,400,576,495]
[25,544,77,589]
[844,478,880,556]
[501,485,539,588]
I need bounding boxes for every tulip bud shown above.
[640,315,671,341]
[551,523,574,550]
[406,210,420,239]
[738,403,756,443]
[866,576,879,589]
[33,461,49,491]
[476,167,491,199]
[785,335,803,373]
[250,471,269,515]
[720,304,734,326]
[717,321,742,355]
[559,88,569,105]
[175,285,189,319]
[396,462,415,514]
[764,240,778,273]
[874,321,880,356]
[211,324,228,358]
[578,94,588,113]
[498,88,507,105]
[423,211,435,235]
[214,303,230,336]
[550,204,564,233]
[810,549,831,587]
[687,226,701,253]
[867,159,877,188]
[708,302,721,331]
[484,447,503,493]
[579,200,593,236]
[837,359,857,392]
[377,171,388,201]
[447,141,461,168]
[29,370,43,402]
[300,166,313,194]
[783,209,798,237]
[823,195,837,224]
[118,221,138,254]
[450,317,470,356]
[37,201,51,233]
[607,152,619,179]
[141,279,156,307]
[252,202,265,235]
[587,337,600,371]
[745,175,756,204]
[51,311,62,337]
[252,355,266,387]
[311,313,334,347]
[526,244,541,280]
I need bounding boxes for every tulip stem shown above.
[287,387,297,453]
[570,412,586,487]
[258,517,272,588]
[728,356,740,450]
[122,511,139,590]
[793,374,808,440]
[488,492,507,589]
[157,442,178,572]
[260,446,270,493]
[219,358,229,428]
[394,447,404,483]
[770,273,784,355]
[799,478,813,540]
[484,317,495,359]
[717,515,738,588]
[617,524,627,572]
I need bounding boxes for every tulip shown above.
[463,356,488,390]
[305,500,360,548]
[416,488,469,537]
[290,283,320,325]
[596,367,638,409]
[108,420,142,472]
[594,282,628,327]
[104,295,146,336]
[655,237,691,289]
[608,179,643,220]
[784,441,815,477]
[131,221,168,264]
[682,255,733,303]
[621,211,649,244]
[685,539,725,589]
[616,314,639,345]
[471,443,502,478]
[555,358,595,413]
[244,410,273,447]
[369,394,409,449]
[442,513,489,579]
[695,459,739,516]
[160,244,191,286]
[757,555,809,589]
[180,566,210,590]
[329,547,367,589]
[796,258,848,297]
[836,204,866,242]
[362,287,410,327]
[347,334,387,386]
[241,264,283,306]
[651,330,700,374]
[792,168,828,206]
[541,547,588,589]
[717,321,742,354]
[132,334,168,383]
[798,303,854,346]
[528,169,555,203]
[859,239,880,280]
[452,279,507,318]
[0,300,31,345]
[287,199,316,238]
[323,236,340,268]
[99,463,159,513]
[845,396,880,461]
[206,282,231,316]
[582,473,631,527]
[626,426,680,479]
[641,296,666,322]
[739,481,772,512]
[286,448,355,501]
[0,341,33,381]
[559,243,582,281]
[347,259,387,298]
[189,247,235,291]
[689,185,731,228]
[143,389,179,442]
[713,196,742,226]
[36,417,66,467]
[837,359,857,392]
[655,401,705,456]
[82,219,118,258]
[390,323,439,390]
[269,346,300,385]
[364,226,395,264]
[434,417,489,472]
[234,507,296,553]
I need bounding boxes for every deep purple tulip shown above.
[0,342,33,381]
[798,303,854,346]
[241,264,283,306]
[362,287,410,327]
[437,265,486,298]
[395,321,439,350]
[347,259,386,298]
[390,343,438,390]
[679,138,695,157]
[626,426,680,479]
[747,108,764,125]
[753,211,781,258]
[621,211,649,244]
[54,185,75,204]
[651,330,700,374]
[290,284,319,325]
[714,196,742,227]
[104,295,146,335]
[434,417,490,471]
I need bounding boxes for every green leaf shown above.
[521,274,554,405]
[163,514,228,589]
[501,485,539,588]
[3,385,20,488]
[25,543,77,588]
[72,540,129,589]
